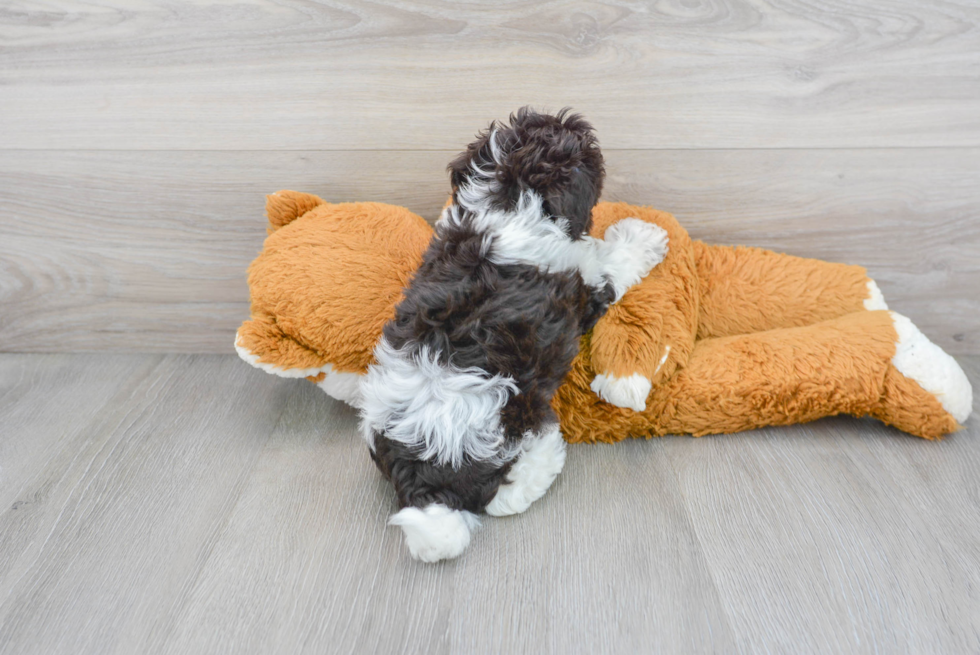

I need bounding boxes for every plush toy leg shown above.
[587,204,700,411]
[557,310,969,443]
[586,217,672,411]
[656,310,968,440]
[486,424,567,517]
[873,312,973,432]
[694,242,886,340]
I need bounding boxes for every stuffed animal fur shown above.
[237,190,973,442]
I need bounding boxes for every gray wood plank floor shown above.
[1,353,977,654]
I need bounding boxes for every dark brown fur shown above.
[449,107,605,237]
[369,108,612,513]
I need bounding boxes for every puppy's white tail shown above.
[389,504,480,562]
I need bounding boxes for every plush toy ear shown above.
[265,190,325,234]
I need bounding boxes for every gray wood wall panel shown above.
[2,1,979,150]
[2,149,977,353]
[0,1,977,352]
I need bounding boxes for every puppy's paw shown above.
[389,504,480,562]
[591,372,652,412]
[602,218,669,301]
[486,424,567,517]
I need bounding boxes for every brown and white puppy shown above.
[360,108,668,561]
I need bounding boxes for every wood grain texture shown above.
[159,378,734,655]
[3,0,978,650]
[1,0,978,150]
[2,148,977,353]
[0,354,977,654]
[665,418,980,653]
[0,354,291,655]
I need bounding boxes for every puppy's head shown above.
[449,107,605,238]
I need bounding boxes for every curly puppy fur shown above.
[361,108,666,561]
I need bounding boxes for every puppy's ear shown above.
[448,124,496,191]
[448,145,475,191]
[543,166,600,235]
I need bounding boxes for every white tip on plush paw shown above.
[486,424,567,517]
[388,504,480,563]
[890,312,973,423]
[602,218,669,302]
[591,372,653,412]
[864,279,889,311]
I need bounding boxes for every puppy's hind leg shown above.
[373,437,505,562]
[486,424,567,517]
[389,504,481,563]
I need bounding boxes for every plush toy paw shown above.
[890,312,972,423]
[864,279,889,311]
[602,218,669,302]
[591,346,672,411]
[388,504,481,562]
[590,372,653,412]
[486,424,567,517]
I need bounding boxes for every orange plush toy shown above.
[237,191,972,443]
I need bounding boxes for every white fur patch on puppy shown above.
[360,339,519,467]
[600,218,669,302]
[591,372,653,412]
[483,209,668,297]
[890,312,973,423]
[452,128,506,217]
[864,279,888,310]
[486,423,567,517]
[389,504,480,562]
[447,192,668,302]
[453,190,582,275]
